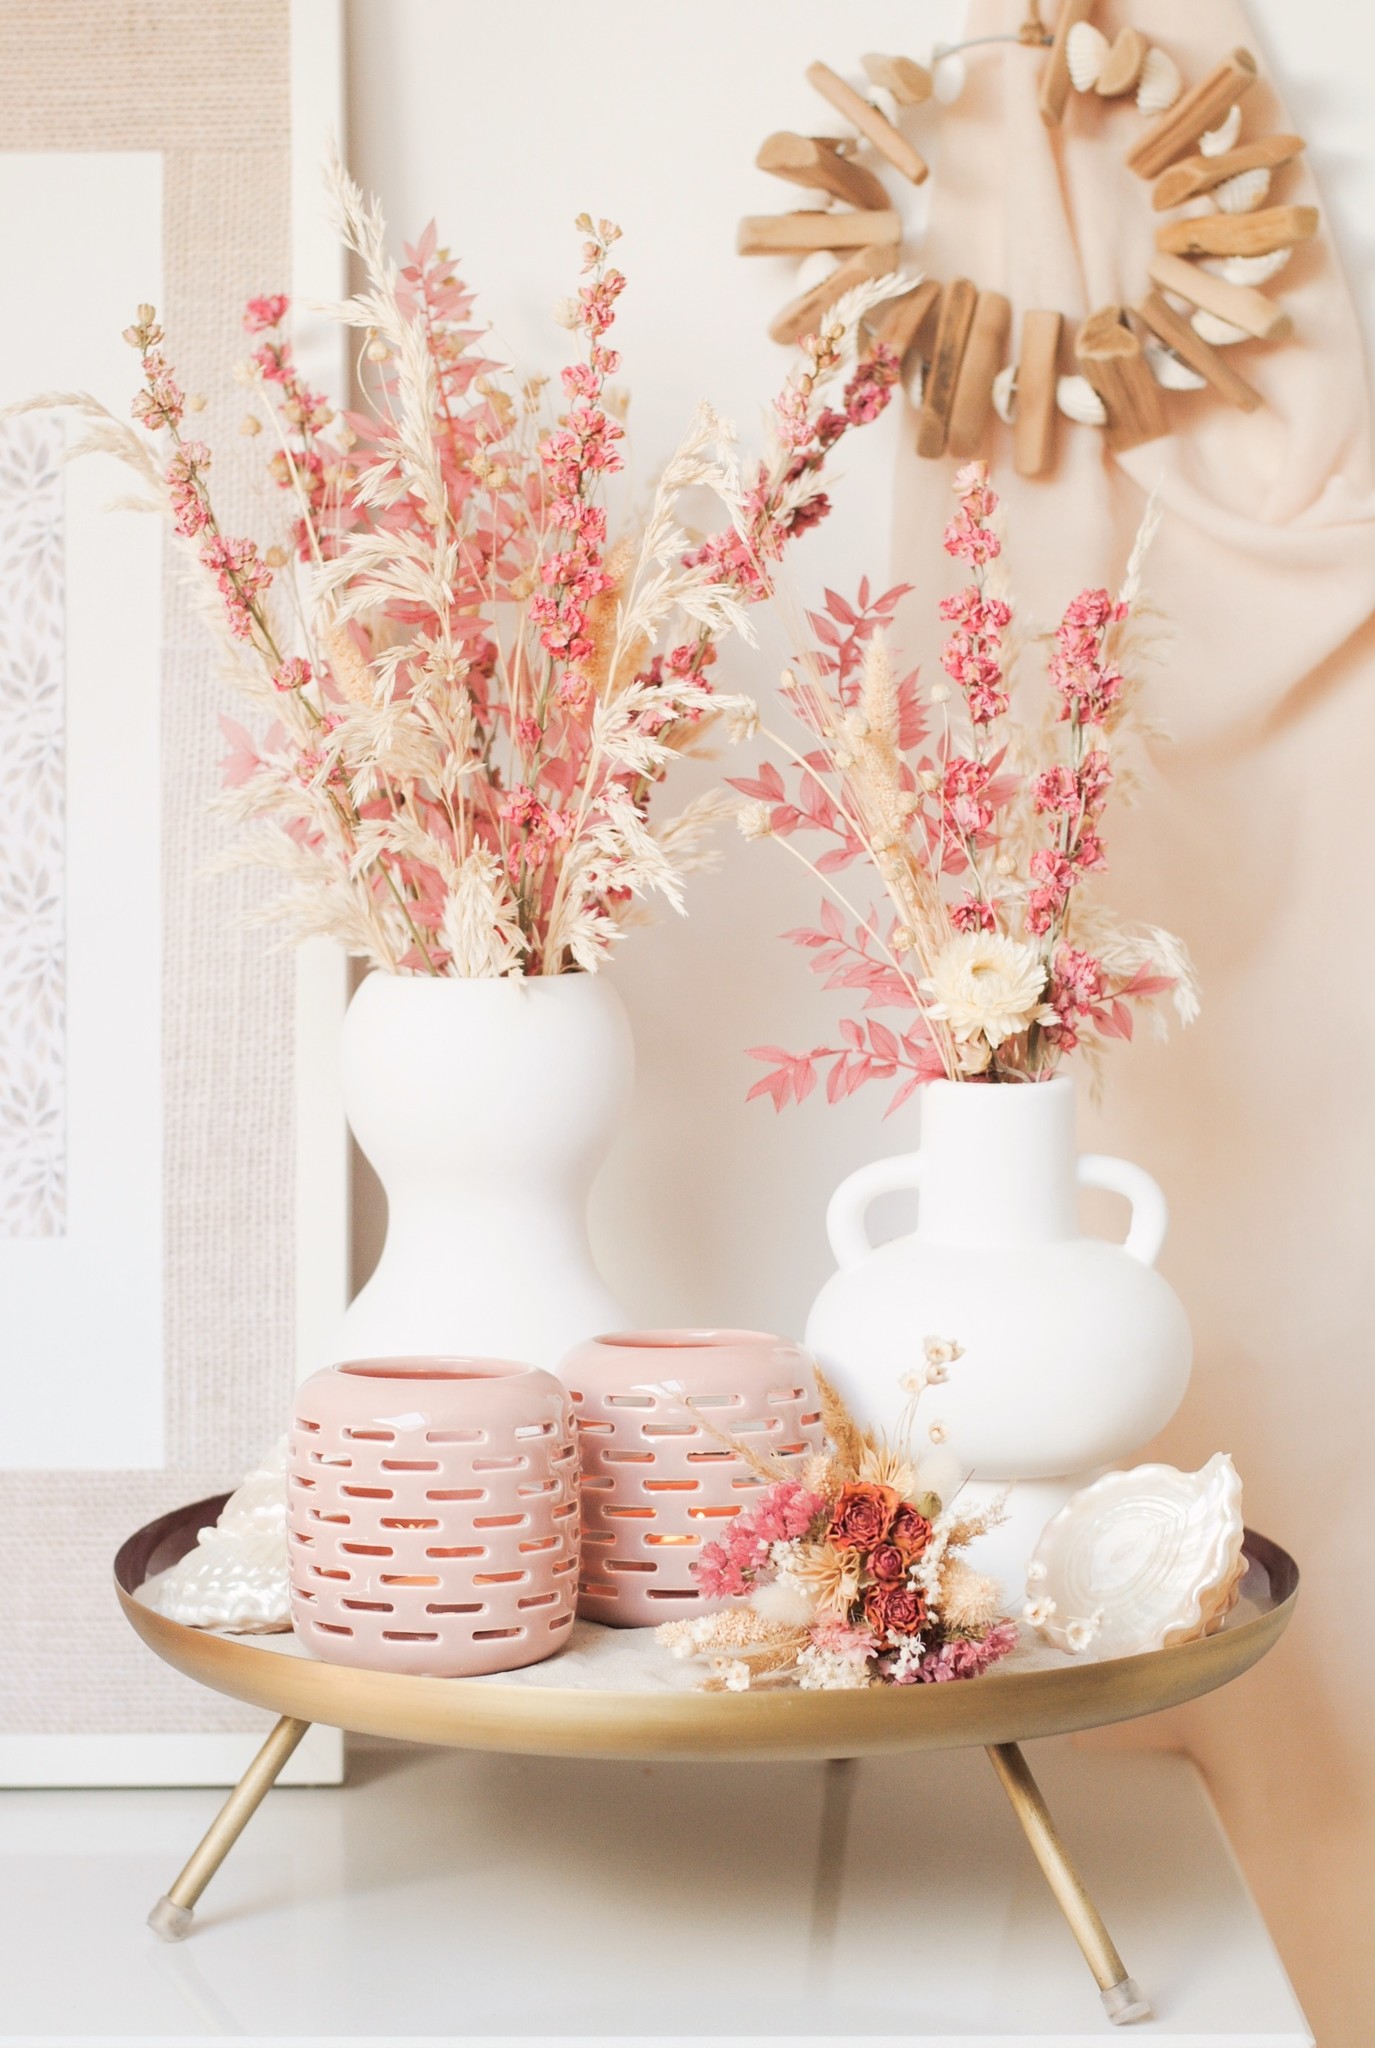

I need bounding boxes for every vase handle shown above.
[1076,1154,1168,1267]
[825,1153,926,1272]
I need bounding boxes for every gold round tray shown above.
[117,1493,1298,1765]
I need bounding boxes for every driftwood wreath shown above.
[740,3,1318,477]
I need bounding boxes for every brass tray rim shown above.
[115,1494,1298,1764]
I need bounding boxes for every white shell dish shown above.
[1026,1454,1246,1660]
[992,363,1017,424]
[1199,105,1242,157]
[141,1437,291,1633]
[1136,46,1182,115]
[1056,373,1107,425]
[1192,308,1249,346]
[1067,20,1108,92]
[1212,248,1292,287]
[1215,166,1271,214]
[1144,340,1207,390]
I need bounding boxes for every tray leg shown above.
[985,1741,1152,2027]
[148,1715,312,1941]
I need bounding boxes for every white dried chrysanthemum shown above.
[738,802,774,841]
[920,932,1049,1049]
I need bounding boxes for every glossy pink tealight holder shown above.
[560,1328,825,1626]
[287,1358,579,1676]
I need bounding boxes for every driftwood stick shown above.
[755,133,892,212]
[1147,250,1292,340]
[1152,134,1306,211]
[861,52,933,106]
[874,279,942,365]
[768,245,900,347]
[1039,0,1096,127]
[738,210,902,256]
[1128,49,1258,179]
[1155,204,1319,260]
[806,60,929,184]
[1013,310,1063,477]
[1074,306,1169,450]
[1135,290,1262,410]
[916,277,977,458]
[949,290,1012,459]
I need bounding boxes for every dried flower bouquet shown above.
[659,1340,1016,1691]
[17,174,901,977]
[733,465,1199,1107]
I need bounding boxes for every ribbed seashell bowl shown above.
[561,1329,825,1625]
[287,1358,579,1675]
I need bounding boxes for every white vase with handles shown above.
[335,970,633,1371]
[803,1076,1192,1600]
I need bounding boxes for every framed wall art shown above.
[0,0,349,1786]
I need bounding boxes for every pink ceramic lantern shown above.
[561,1329,825,1626]
[287,1358,579,1676]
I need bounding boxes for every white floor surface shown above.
[0,1739,1311,2046]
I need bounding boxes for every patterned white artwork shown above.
[0,419,65,1236]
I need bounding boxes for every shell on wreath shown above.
[1056,372,1107,425]
[795,249,842,292]
[932,49,967,105]
[1067,19,1109,92]
[1136,45,1182,115]
[1210,247,1293,286]
[904,356,925,409]
[1144,339,1207,390]
[1215,166,1271,214]
[1192,308,1250,346]
[1025,1453,1247,1660]
[992,363,1017,425]
[1199,104,1243,156]
[139,1437,291,1633]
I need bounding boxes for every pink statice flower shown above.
[912,1621,1018,1682]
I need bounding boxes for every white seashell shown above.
[1215,166,1270,214]
[1211,247,1293,287]
[1199,104,1242,156]
[1144,339,1207,390]
[992,363,1017,425]
[795,250,842,294]
[1191,309,1249,346]
[1067,19,1109,92]
[140,1438,291,1633]
[1027,1454,1247,1660]
[1056,373,1107,425]
[932,50,967,105]
[903,356,925,410]
[1136,45,1182,114]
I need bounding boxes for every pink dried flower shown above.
[912,1621,1018,1683]
[243,293,290,333]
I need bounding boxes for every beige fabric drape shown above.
[894,6,1374,2040]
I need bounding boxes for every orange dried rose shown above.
[891,1502,934,1560]
[828,1482,899,1553]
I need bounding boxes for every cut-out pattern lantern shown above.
[287,1359,579,1675]
[561,1330,824,1625]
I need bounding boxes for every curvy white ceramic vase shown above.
[335,971,634,1371]
[804,1077,1192,1600]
